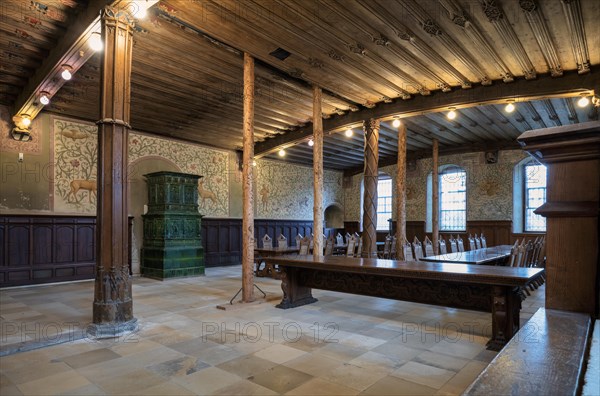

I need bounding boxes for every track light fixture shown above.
[345,128,353,137]
[61,65,72,81]
[447,108,457,120]
[392,118,401,128]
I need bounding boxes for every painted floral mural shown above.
[52,118,229,217]
[255,160,343,220]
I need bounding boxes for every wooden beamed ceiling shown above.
[1,0,599,170]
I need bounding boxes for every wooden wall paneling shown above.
[467,220,512,247]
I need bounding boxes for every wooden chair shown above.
[323,235,334,256]
[412,236,424,261]
[474,234,482,249]
[457,235,465,252]
[277,234,287,249]
[449,235,458,253]
[403,239,414,261]
[299,236,311,255]
[439,237,447,255]
[390,236,397,259]
[355,236,363,258]
[336,233,344,246]
[345,232,352,244]
[380,235,392,258]
[480,233,487,249]
[262,234,272,249]
[468,234,476,251]
[423,236,434,257]
[508,240,520,267]
[346,235,357,257]
[309,233,314,251]
[295,233,303,248]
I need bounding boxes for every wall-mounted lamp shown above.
[89,32,103,52]
[21,116,31,127]
[447,108,457,120]
[39,92,51,106]
[61,65,72,81]
[11,115,32,141]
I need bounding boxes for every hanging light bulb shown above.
[505,102,515,113]
[447,108,456,120]
[278,149,286,157]
[39,92,50,105]
[578,96,590,108]
[345,128,353,137]
[308,139,314,147]
[61,66,72,81]
[89,32,103,51]
[392,118,401,128]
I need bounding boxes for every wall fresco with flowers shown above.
[343,150,528,222]
[255,159,343,220]
[52,118,229,217]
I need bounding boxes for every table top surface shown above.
[420,245,513,264]
[255,247,300,253]
[262,254,543,286]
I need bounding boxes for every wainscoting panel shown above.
[0,215,132,287]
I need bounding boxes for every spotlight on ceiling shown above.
[505,102,515,113]
[89,32,103,52]
[21,116,31,127]
[345,128,353,137]
[447,108,457,120]
[252,160,257,167]
[578,95,590,108]
[308,139,314,147]
[39,92,50,106]
[278,149,286,157]
[392,118,401,128]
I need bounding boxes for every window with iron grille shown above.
[439,169,466,231]
[524,163,547,232]
[376,177,392,231]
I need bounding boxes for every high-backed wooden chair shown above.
[336,233,344,246]
[262,234,272,249]
[439,237,447,255]
[423,236,434,257]
[468,234,476,251]
[323,236,334,256]
[449,235,458,253]
[277,234,287,249]
[355,236,363,258]
[480,233,487,249]
[380,235,392,258]
[309,233,314,250]
[299,236,311,255]
[474,234,482,249]
[457,235,465,252]
[346,235,357,257]
[412,236,424,261]
[390,236,397,259]
[508,240,520,267]
[403,239,414,261]
[345,232,352,244]
[295,233,303,248]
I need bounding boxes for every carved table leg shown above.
[276,267,318,309]
[488,285,521,351]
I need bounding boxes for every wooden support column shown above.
[90,6,136,337]
[432,139,439,255]
[313,86,324,258]
[395,122,407,258]
[242,53,255,302]
[362,119,380,257]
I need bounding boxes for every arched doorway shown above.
[324,203,344,236]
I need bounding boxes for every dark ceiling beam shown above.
[255,71,599,157]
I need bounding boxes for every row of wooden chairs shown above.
[381,233,488,261]
[508,236,546,299]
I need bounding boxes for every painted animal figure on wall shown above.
[198,179,216,204]
[61,129,88,140]
[68,179,96,203]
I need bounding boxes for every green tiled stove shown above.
[141,171,204,279]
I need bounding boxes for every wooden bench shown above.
[464,307,592,395]
[263,255,545,350]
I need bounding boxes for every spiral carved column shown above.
[362,119,380,258]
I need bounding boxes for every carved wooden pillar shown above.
[313,85,324,258]
[362,119,380,257]
[396,122,407,259]
[91,6,136,336]
[242,52,255,302]
[432,139,439,255]
[518,121,599,316]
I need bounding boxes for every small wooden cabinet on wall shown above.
[141,171,204,279]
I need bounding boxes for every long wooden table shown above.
[263,255,545,350]
[420,245,513,265]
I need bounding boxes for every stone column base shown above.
[86,318,138,339]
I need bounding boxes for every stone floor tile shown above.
[360,375,438,395]
[283,352,343,377]
[60,348,121,369]
[216,354,277,378]
[348,351,406,373]
[414,350,470,372]
[211,379,278,395]
[17,370,90,396]
[147,356,210,377]
[248,364,313,394]
[322,363,387,391]
[172,366,241,394]
[253,344,306,364]
[286,377,359,395]
[313,342,369,362]
[391,361,456,390]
